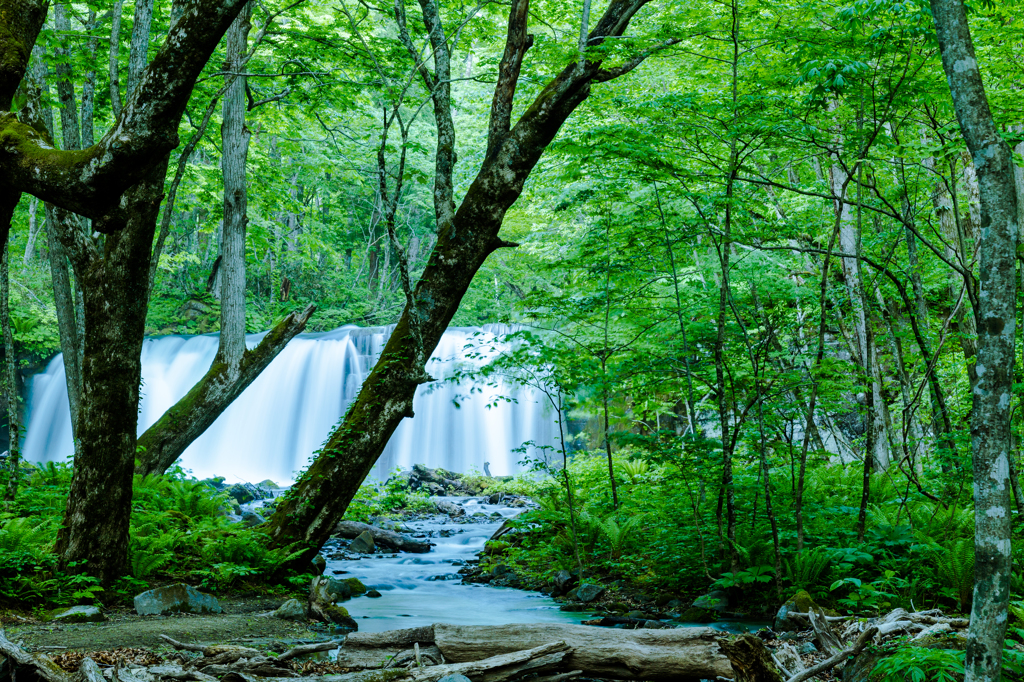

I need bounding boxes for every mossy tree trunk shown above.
[263,0,677,561]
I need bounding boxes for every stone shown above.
[224,482,268,505]
[692,590,729,613]
[134,584,221,616]
[576,584,606,603]
[435,500,465,517]
[676,607,716,623]
[643,620,670,629]
[553,569,575,591]
[342,577,367,594]
[366,590,382,598]
[559,603,588,612]
[53,605,104,623]
[273,599,306,620]
[324,604,358,631]
[491,564,512,577]
[311,554,327,575]
[488,493,502,504]
[774,590,818,632]
[437,676,472,682]
[240,510,265,528]
[797,641,817,655]
[349,530,376,553]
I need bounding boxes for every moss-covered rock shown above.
[677,606,717,623]
[324,604,359,630]
[774,590,819,631]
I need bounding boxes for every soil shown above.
[3,596,334,653]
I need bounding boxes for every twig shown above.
[159,635,208,653]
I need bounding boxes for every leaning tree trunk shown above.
[1,223,20,504]
[930,1,1020,680]
[264,0,660,560]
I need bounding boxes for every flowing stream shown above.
[22,325,558,482]
[319,497,590,632]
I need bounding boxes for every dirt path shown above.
[6,597,333,652]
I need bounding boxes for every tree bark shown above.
[263,0,660,560]
[930,1,1020,680]
[2,210,20,504]
[54,163,166,584]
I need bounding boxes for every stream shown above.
[313,496,762,635]
[320,497,591,633]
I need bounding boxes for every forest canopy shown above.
[0,0,1022,679]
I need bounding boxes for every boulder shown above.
[349,531,376,554]
[366,590,382,598]
[693,590,729,613]
[134,584,222,615]
[434,500,465,517]
[224,482,269,505]
[273,598,307,620]
[53,605,104,623]
[774,590,819,631]
[552,569,576,596]
[240,510,265,528]
[311,554,327,575]
[576,584,606,603]
[437,676,472,682]
[323,604,359,631]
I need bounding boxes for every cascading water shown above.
[22,325,558,483]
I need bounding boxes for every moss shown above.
[341,577,366,594]
[678,607,717,623]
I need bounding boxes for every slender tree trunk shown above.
[2,239,19,505]
[931,2,1019,679]
[23,196,40,263]
[217,1,251,373]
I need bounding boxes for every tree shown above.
[263,0,679,560]
[929,0,1019,679]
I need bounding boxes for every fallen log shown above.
[432,622,733,681]
[334,521,431,553]
[407,641,570,682]
[784,626,878,682]
[718,635,784,682]
[0,630,69,682]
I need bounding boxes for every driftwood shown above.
[807,608,843,656]
[784,626,878,682]
[79,658,105,682]
[718,635,784,682]
[0,630,69,682]
[159,633,337,678]
[432,622,733,680]
[406,641,571,682]
[333,521,431,553]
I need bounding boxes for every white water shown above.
[22,325,558,483]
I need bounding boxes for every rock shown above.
[342,577,367,595]
[576,584,605,603]
[240,510,265,527]
[349,530,376,553]
[324,604,358,631]
[488,493,503,504]
[366,590,382,598]
[491,564,512,577]
[676,607,716,623]
[692,590,729,613]
[201,477,226,490]
[428,574,461,581]
[559,603,589,612]
[566,588,579,601]
[435,500,465,517]
[224,482,269,505]
[774,590,818,632]
[134,584,222,615]
[53,605,104,623]
[797,641,817,655]
[311,554,327,575]
[273,598,307,620]
[553,569,575,590]
[643,620,670,629]
[437,676,472,682]
[257,479,279,489]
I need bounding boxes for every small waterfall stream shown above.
[22,325,558,483]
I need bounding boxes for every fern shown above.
[620,459,649,484]
[600,515,643,560]
[783,548,831,589]
[936,538,974,611]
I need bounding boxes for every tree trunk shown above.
[2,233,20,504]
[54,164,166,584]
[23,196,40,263]
[218,1,251,373]
[930,1,1020,680]
[264,0,658,559]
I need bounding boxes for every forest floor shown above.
[3,595,330,650]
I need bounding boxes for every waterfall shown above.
[22,325,558,484]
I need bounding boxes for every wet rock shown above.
[643,620,670,629]
[774,590,819,632]
[53,605,104,623]
[323,604,358,631]
[692,589,729,613]
[797,641,817,655]
[559,603,589,612]
[576,584,606,603]
[366,590,382,598]
[428,574,461,581]
[273,598,307,620]
[434,500,465,517]
[134,584,222,615]
[491,564,512,577]
[224,482,269,505]
[311,554,327,575]
[676,607,716,623]
[488,493,503,504]
[240,510,265,528]
[437,676,472,682]
[349,530,376,553]
[551,569,576,596]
